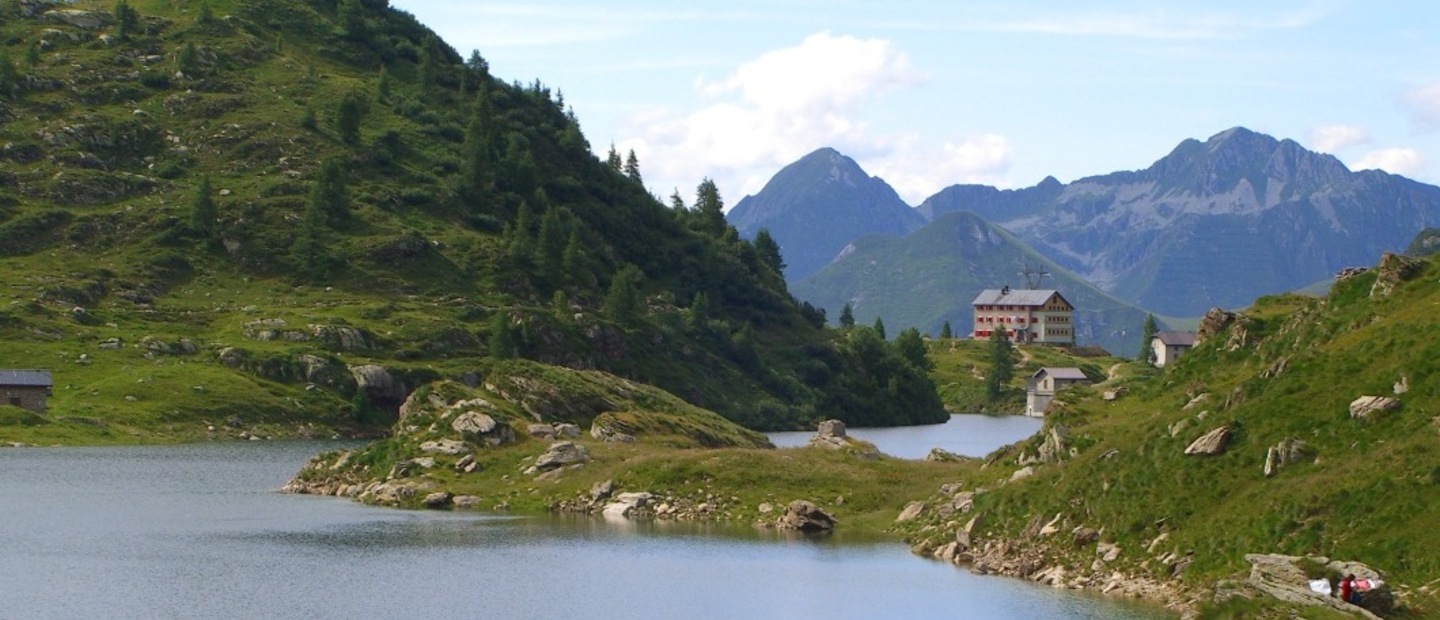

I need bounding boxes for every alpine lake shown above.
[0,416,1174,619]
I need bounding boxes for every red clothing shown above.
[1339,578,1353,602]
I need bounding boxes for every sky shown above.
[389,1,1440,207]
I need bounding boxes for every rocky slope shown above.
[727,147,925,281]
[920,127,1440,317]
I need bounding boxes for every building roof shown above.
[1155,331,1197,346]
[0,369,53,387]
[971,288,1068,307]
[1031,367,1089,380]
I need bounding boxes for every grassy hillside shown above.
[927,336,1121,413]
[898,252,1440,617]
[0,0,945,442]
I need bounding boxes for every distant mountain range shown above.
[791,211,1149,355]
[920,127,1440,316]
[731,128,1440,337]
[727,148,925,281]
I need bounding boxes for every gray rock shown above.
[453,495,483,509]
[1263,438,1315,477]
[454,454,476,473]
[349,364,406,403]
[590,479,616,502]
[815,419,847,439]
[1037,424,1069,463]
[1242,554,1388,619]
[924,447,963,462]
[1349,395,1399,420]
[776,500,837,531]
[527,423,556,439]
[895,501,926,523]
[419,439,468,455]
[533,441,589,471]
[602,492,653,519]
[1010,466,1035,482]
[1185,426,1231,456]
[554,423,581,439]
[452,411,498,434]
[44,9,113,30]
[422,491,453,509]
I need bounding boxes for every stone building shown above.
[0,369,53,413]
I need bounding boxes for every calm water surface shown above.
[0,435,1169,619]
[768,413,1042,458]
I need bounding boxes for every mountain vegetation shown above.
[0,0,944,442]
[920,127,1440,317]
[727,147,925,281]
[792,210,1152,355]
[898,250,1440,618]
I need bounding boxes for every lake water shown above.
[0,432,1170,619]
[768,414,1043,459]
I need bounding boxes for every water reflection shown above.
[767,414,1042,459]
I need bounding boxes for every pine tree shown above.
[560,229,590,286]
[488,311,516,359]
[939,320,953,340]
[335,92,363,145]
[623,149,642,184]
[26,41,40,67]
[694,178,727,238]
[753,228,785,276]
[291,196,330,281]
[114,0,139,40]
[176,42,200,76]
[873,316,887,340]
[839,303,855,328]
[605,144,622,171]
[1139,313,1159,363]
[986,328,1015,400]
[604,264,644,323]
[300,106,316,130]
[536,207,568,282]
[376,67,391,101]
[338,0,367,41]
[687,291,709,329]
[894,328,933,372]
[310,158,349,225]
[190,175,216,236]
[669,190,685,211]
[197,0,213,25]
[463,83,496,197]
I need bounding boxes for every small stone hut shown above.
[0,369,54,413]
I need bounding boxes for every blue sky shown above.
[390,1,1440,206]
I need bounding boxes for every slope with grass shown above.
[0,0,944,443]
[897,251,1440,618]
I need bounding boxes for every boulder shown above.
[1009,466,1035,482]
[527,423,557,439]
[554,423,581,439]
[452,411,514,446]
[895,501,926,523]
[1370,251,1424,298]
[1242,554,1390,619]
[602,492,653,519]
[418,439,468,455]
[44,9,112,30]
[776,500,836,531]
[590,423,636,443]
[815,419,847,439]
[1036,425,1069,464]
[924,447,963,462]
[533,441,589,471]
[1263,438,1315,477]
[1196,307,1236,342]
[1073,527,1099,547]
[590,479,616,502]
[422,491,453,509]
[453,454,477,473]
[1349,395,1400,420]
[1185,426,1231,456]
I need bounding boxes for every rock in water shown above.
[776,500,837,531]
[1184,426,1231,456]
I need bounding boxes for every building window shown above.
[8,397,19,407]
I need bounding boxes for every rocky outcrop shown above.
[1349,395,1400,420]
[451,411,513,446]
[590,421,636,443]
[1233,554,1392,619]
[1370,251,1424,298]
[601,492,653,519]
[44,9,113,30]
[1196,308,1235,342]
[807,419,879,457]
[418,439,467,455]
[1263,438,1314,477]
[349,364,407,404]
[1185,426,1231,456]
[775,500,836,531]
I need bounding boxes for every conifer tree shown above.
[197,0,213,25]
[694,178,727,238]
[488,311,516,359]
[506,201,535,264]
[376,67,391,101]
[176,42,200,76]
[1139,313,1159,362]
[940,320,953,340]
[536,207,568,282]
[190,175,216,236]
[669,190,685,211]
[839,303,855,328]
[560,229,589,286]
[463,83,496,197]
[605,144,622,171]
[310,158,349,225]
[114,0,139,40]
[604,264,644,323]
[986,328,1015,400]
[338,0,367,41]
[300,106,316,130]
[753,228,785,276]
[623,149,642,184]
[26,41,40,67]
[894,328,933,372]
[335,92,363,145]
[291,195,330,281]
[873,316,887,340]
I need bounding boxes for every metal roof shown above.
[0,369,53,387]
[971,288,1069,308]
[1155,331,1197,346]
[1032,367,1089,380]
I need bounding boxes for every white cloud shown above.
[616,32,1009,206]
[1403,82,1440,130]
[1352,148,1427,177]
[1307,125,1370,153]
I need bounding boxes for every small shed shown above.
[0,369,54,413]
[1025,367,1091,416]
[1151,331,1197,367]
